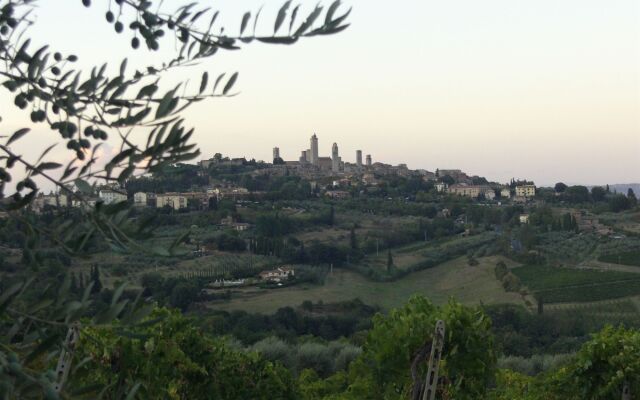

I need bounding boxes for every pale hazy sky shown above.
[1,0,638,186]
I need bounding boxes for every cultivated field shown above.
[207,255,525,314]
[513,265,640,303]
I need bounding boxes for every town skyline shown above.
[199,132,640,188]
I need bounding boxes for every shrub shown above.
[495,261,509,280]
[334,344,362,371]
[498,354,574,376]
[502,272,521,292]
[296,343,334,377]
[252,337,295,370]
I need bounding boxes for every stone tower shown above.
[310,134,319,166]
[366,154,372,167]
[332,142,341,172]
[272,147,280,161]
[356,150,362,167]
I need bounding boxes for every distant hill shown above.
[587,183,640,194]
[541,182,640,196]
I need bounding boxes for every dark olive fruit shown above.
[51,66,60,75]
[54,52,62,61]
[57,123,67,137]
[82,0,91,7]
[14,94,27,109]
[115,21,123,33]
[0,25,8,35]
[79,139,91,148]
[7,18,17,28]
[76,150,85,161]
[67,55,78,62]
[30,110,45,122]
[106,11,114,23]
[131,37,140,49]
[84,126,94,137]
[66,123,77,136]
[38,77,47,87]
[52,104,60,114]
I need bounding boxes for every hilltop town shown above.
[30,133,546,214]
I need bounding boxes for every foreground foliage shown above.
[70,309,297,399]
[488,326,640,399]
[299,296,497,400]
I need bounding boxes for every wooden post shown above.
[53,323,80,393]
[422,320,445,400]
[622,381,631,400]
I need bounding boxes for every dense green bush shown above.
[345,296,496,399]
[501,272,521,292]
[252,337,296,370]
[297,343,335,377]
[498,353,574,376]
[71,309,298,399]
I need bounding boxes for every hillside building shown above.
[448,184,494,199]
[32,192,68,212]
[259,266,295,283]
[156,193,187,210]
[208,187,250,201]
[515,185,536,197]
[133,192,148,207]
[98,189,127,204]
[435,182,448,193]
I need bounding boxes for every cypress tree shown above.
[537,296,544,314]
[628,188,637,206]
[298,241,306,263]
[328,204,335,226]
[91,265,102,294]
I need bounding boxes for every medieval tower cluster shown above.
[273,133,371,173]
